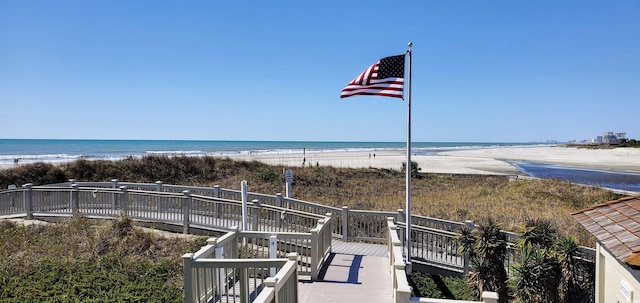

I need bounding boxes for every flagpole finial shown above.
[408,42,413,48]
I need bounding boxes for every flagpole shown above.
[405,42,413,270]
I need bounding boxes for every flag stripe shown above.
[340,54,405,99]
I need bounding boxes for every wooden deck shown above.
[298,241,393,303]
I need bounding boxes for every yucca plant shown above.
[457,218,509,303]
[510,244,544,302]
[510,220,597,303]
[517,218,557,250]
[556,235,593,303]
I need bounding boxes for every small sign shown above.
[285,169,293,183]
[8,185,16,190]
[619,280,632,302]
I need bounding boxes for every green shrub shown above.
[409,272,477,300]
[0,216,206,302]
[254,167,279,183]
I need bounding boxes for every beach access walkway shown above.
[298,240,392,303]
[0,181,534,302]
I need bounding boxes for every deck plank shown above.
[298,241,393,303]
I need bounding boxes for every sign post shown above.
[241,180,248,231]
[285,169,293,198]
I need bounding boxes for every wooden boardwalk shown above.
[298,240,393,303]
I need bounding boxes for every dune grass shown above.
[0,156,623,245]
[0,156,624,301]
[0,215,207,302]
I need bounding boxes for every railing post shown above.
[325,213,333,252]
[269,235,277,277]
[182,253,193,303]
[241,181,248,231]
[397,209,405,223]
[23,183,33,219]
[311,227,319,281]
[215,244,226,296]
[342,206,350,241]
[252,199,260,231]
[155,181,163,212]
[481,291,499,303]
[183,190,191,234]
[388,217,396,267]
[119,186,128,213]
[70,184,79,215]
[111,179,118,210]
[213,185,220,198]
[391,230,405,292]
[394,262,411,303]
[275,193,282,227]
[230,226,239,259]
[463,220,474,276]
[287,253,299,298]
[240,267,249,303]
[264,277,278,301]
[213,185,220,218]
[397,209,406,247]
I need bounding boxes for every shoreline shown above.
[2,146,639,176]
[218,145,640,176]
[437,146,640,174]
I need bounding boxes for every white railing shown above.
[396,222,464,273]
[51,180,471,241]
[182,252,298,303]
[387,218,499,303]
[0,180,597,301]
[1,181,597,269]
[182,215,331,303]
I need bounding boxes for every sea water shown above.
[0,139,529,166]
[1,139,638,192]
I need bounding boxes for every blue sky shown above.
[1,1,638,142]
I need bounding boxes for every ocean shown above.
[0,139,532,166]
[1,139,638,192]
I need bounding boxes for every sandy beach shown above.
[222,146,640,175]
[2,145,639,176]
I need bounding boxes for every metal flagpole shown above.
[405,42,413,270]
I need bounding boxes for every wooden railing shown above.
[0,180,598,302]
[182,213,331,303]
[1,180,596,270]
[182,252,298,303]
[11,180,480,242]
[387,218,499,303]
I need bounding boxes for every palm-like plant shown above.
[458,226,477,258]
[460,218,594,303]
[457,218,509,303]
[511,243,561,303]
[511,244,545,302]
[517,218,557,249]
[510,219,600,303]
[556,235,590,303]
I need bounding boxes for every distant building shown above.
[617,132,627,140]
[595,131,626,144]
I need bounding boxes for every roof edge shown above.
[571,194,640,216]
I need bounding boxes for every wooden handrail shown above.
[0,181,595,303]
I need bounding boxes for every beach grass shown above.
[0,156,624,301]
[0,215,206,302]
[0,156,623,246]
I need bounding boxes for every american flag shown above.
[340,54,405,99]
